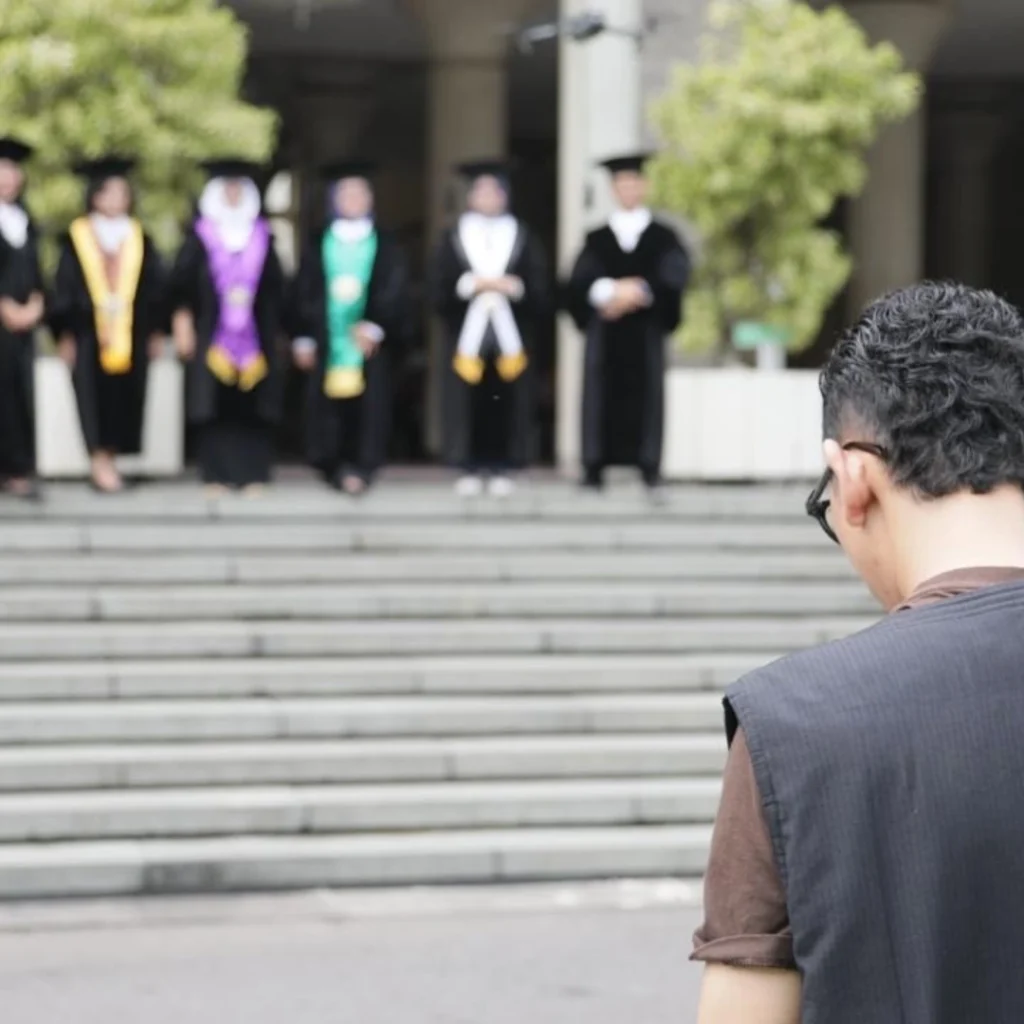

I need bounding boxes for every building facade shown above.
[230,0,1024,468]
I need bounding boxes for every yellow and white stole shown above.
[69,217,145,375]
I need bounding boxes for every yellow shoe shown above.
[497,351,528,383]
[453,354,485,385]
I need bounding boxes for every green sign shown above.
[732,321,790,350]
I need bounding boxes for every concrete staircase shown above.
[0,481,869,900]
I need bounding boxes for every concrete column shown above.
[930,107,1007,288]
[846,2,950,318]
[409,0,534,455]
[292,94,377,245]
[555,0,643,473]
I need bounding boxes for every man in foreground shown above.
[694,282,1024,1024]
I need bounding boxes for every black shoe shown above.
[581,468,605,492]
[322,469,344,492]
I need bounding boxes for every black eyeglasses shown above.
[805,441,888,544]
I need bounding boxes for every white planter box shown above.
[35,356,184,479]
[663,368,823,481]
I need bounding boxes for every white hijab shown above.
[199,177,262,253]
[331,217,374,244]
[0,202,28,249]
[458,212,518,276]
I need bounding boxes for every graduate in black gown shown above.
[169,160,286,494]
[566,153,690,492]
[50,158,165,493]
[291,163,408,495]
[432,160,549,498]
[0,138,44,500]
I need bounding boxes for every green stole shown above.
[322,226,378,399]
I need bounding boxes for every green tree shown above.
[649,0,920,357]
[0,0,276,250]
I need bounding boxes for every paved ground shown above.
[0,894,704,1023]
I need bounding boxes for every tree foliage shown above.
[649,0,920,356]
[0,0,276,251]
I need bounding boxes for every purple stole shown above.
[194,217,271,391]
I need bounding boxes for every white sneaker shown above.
[488,476,515,499]
[455,475,484,498]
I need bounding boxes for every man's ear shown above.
[823,440,874,533]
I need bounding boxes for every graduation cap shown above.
[598,152,655,176]
[456,159,513,183]
[321,160,378,184]
[72,156,136,181]
[0,137,33,163]
[201,158,264,182]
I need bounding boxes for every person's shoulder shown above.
[579,226,615,257]
[304,225,327,250]
[731,614,883,689]
[436,225,462,251]
[512,220,542,247]
[63,214,90,237]
[372,226,401,249]
[727,604,945,725]
[648,218,685,246]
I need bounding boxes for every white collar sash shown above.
[89,214,133,256]
[331,218,374,244]
[609,207,652,253]
[455,213,524,362]
[0,203,28,249]
[199,178,262,253]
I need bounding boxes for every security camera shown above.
[565,12,608,41]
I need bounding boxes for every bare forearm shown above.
[697,965,801,1024]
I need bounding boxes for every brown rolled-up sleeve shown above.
[691,727,795,969]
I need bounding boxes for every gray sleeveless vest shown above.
[727,581,1024,1024]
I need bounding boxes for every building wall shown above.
[641,0,710,117]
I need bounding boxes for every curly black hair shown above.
[821,282,1024,498]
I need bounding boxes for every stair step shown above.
[0,521,827,554]
[0,778,722,842]
[0,481,836,899]
[0,616,873,660]
[0,550,850,586]
[0,581,874,622]
[0,694,724,745]
[0,825,715,898]
[0,483,813,522]
[0,653,765,702]
[0,734,727,791]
